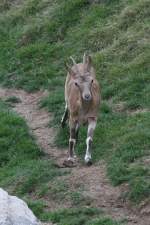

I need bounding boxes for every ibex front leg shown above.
[68,120,77,161]
[85,118,96,165]
[63,119,78,167]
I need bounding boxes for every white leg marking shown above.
[85,120,96,163]
[69,138,76,143]
[87,120,96,135]
[68,138,76,160]
[65,103,67,109]
[61,104,68,123]
[75,123,79,132]
[68,156,76,162]
[75,122,79,157]
[85,137,92,163]
[61,117,64,123]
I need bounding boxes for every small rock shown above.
[141,206,150,215]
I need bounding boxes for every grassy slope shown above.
[0,0,149,217]
[0,100,110,225]
[0,99,70,219]
[0,100,121,224]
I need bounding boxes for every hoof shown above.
[85,160,92,166]
[61,121,66,128]
[84,155,92,166]
[63,159,77,168]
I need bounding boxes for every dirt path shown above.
[0,87,149,225]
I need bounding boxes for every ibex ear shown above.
[65,63,76,78]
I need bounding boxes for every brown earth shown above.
[0,87,149,225]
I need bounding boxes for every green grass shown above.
[40,207,122,225]
[0,100,70,218]
[0,100,118,225]
[43,94,150,203]
[5,96,21,104]
[0,0,149,213]
[0,101,41,167]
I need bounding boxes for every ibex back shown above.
[61,53,100,166]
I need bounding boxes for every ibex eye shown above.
[91,79,94,83]
[75,82,78,86]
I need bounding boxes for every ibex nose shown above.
[84,94,91,101]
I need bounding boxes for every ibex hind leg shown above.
[63,121,77,167]
[61,104,68,128]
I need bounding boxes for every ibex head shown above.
[66,53,94,101]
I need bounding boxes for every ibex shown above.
[61,53,100,166]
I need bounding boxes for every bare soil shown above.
[0,87,149,225]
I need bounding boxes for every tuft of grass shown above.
[87,217,122,225]
[27,199,46,219]
[5,96,21,104]
[70,191,87,206]
[46,180,69,201]
[41,207,122,225]
[0,102,42,167]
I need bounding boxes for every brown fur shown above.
[65,63,100,125]
[62,54,101,165]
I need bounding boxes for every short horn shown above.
[65,62,75,76]
[83,52,87,65]
[70,56,79,73]
[70,56,77,65]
